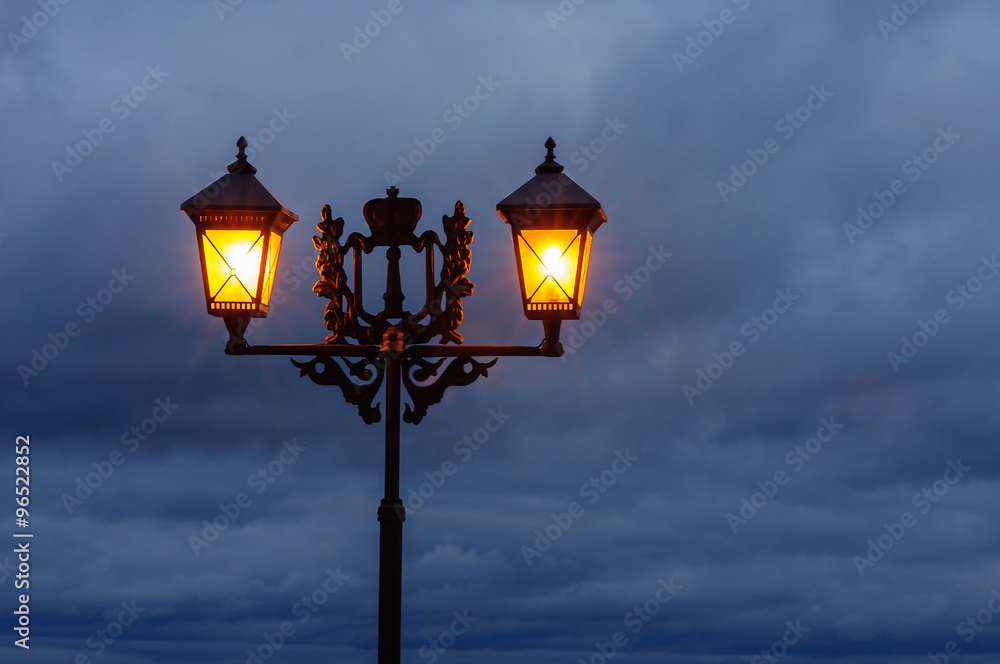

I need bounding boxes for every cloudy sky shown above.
[3,1,1000,662]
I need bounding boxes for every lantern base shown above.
[540,318,563,356]
[224,314,251,355]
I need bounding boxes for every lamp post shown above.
[181,135,606,664]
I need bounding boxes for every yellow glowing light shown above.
[517,229,581,305]
[223,240,261,283]
[540,245,572,283]
[202,229,266,304]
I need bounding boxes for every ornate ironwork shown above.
[290,355,385,424]
[312,190,475,348]
[400,356,498,425]
[303,189,488,423]
[312,205,352,344]
[421,201,474,345]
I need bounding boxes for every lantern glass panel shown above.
[260,231,282,306]
[202,229,266,305]
[577,230,592,306]
[517,229,582,306]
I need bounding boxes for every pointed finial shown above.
[535,136,564,174]
[228,135,257,175]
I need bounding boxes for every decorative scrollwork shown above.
[401,355,497,425]
[290,356,385,424]
[312,204,353,344]
[312,198,475,347]
[307,195,486,423]
[434,201,475,344]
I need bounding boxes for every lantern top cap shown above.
[180,136,298,221]
[496,136,604,215]
[535,137,564,175]
[227,136,257,175]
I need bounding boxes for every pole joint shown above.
[378,498,405,524]
[382,327,405,353]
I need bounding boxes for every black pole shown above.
[377,342,403,664]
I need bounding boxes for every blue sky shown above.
[3,1,1000,662]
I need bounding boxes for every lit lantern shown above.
[180,137,298,318]
[496,137,605,320]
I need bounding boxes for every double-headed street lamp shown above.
[180,135,606,664]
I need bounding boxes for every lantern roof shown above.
[496,137,604,215]
[180,137,299,223]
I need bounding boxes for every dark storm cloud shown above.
[3,1,1000,663]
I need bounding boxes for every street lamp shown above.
[180,135,605,664]
[180,136,298,351]
[497,136,607,343]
